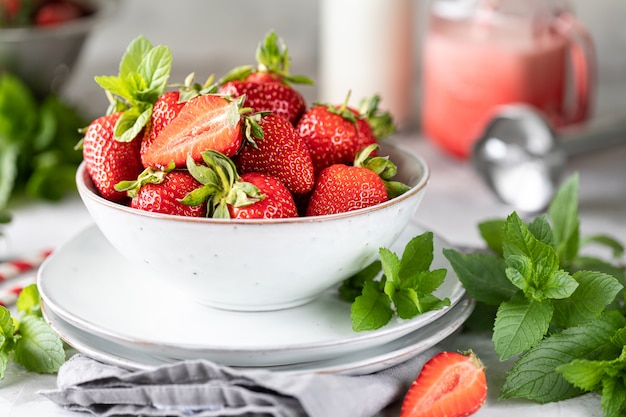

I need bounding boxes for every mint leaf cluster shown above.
[0,73,86,224]
[0,285,65,378]
[444,173,626,417]
[340,232,451,331]
[94,35,172,143]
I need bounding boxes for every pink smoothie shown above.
[421,18,570,158]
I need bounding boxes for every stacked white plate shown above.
[38,220,473,376]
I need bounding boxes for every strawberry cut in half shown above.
[400,351,487,417]
[141,94,244,169]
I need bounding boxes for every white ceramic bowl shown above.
[76,140,430,311]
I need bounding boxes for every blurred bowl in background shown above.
[0,0,119,97]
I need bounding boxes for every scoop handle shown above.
[559,118,626,158]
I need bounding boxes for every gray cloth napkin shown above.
[41,350,438,417]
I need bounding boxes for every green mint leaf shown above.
[119,35,154,78]
[493,292,553,360]
[398,232,434,279]
[0,347,9,380]
[403,269,447,296]
[94,75,133,101]
[379,247,401,287]
[393,288,420,319]
[500,311,626,403]
[541,269,578,300]
[0,307,14,344]
[611,327,626,347]
[0,73,38,143]
[338,261,381,302]
[114,105,152,143]
[601,375,626,417]
[351,280,393,331]
[478,219,505,256]
[580,234,625,259]
[137,45,172,101]
[505,254,533,292]
[527,214,555,248]
[16,284,41,317]
[557,357,612,392]
[553,271,623,328]
[13,316,65,374]
[568,255,626,289]
[548,173,580,263]
[443,249,517,305]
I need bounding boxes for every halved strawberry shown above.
[234,113,314,195]
[82,112,143,203]
[182,150,297,219]
[140,91,185,167]
[218,81,306,125]
[400,351,487,417]
[306,144,409,216]
[141,94,244,169]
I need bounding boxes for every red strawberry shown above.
[400,351,487,417]
[306,145,409,216]
[296,93,396,173]
[141,94,244,169]
[82,112,144,203]
[140,91,185,167]
[34,1,86,26]
[183,150,297,219]
[127,170,206,217]
[229,172,297,219]
[234,114,314,195]
[218,81,306,125]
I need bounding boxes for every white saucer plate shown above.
[43,297,474,376]
[38,220,465,367]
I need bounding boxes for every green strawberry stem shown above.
[219,30,313,86]
[182,150,264,219]
[114,162,175,198]
[358,94,396,140]
[355,144,411,198]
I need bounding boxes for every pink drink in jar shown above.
[421,0,595,158]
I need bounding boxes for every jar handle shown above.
[554,12,596,124]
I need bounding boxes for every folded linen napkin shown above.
[41,350,438,417]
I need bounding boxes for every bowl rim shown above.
[0,0,120,41]
[76,140,431,225]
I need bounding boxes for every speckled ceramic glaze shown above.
[75,141,430,311]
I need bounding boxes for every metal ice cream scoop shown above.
[472,104,626,212]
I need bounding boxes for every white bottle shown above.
[318,0,416,130]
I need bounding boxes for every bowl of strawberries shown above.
[0,0,118,96]
[75,33,430,311]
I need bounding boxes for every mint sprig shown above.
[341,232,450,331]
[94,35,172,143]
[443,173,626,416]
[0,284,65,379]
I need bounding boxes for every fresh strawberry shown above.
[34,0,85,26]
[400,351,487,417]
[183,150,297,219]
[230,172,298,219]
[296,93,396,173]
[234,113,314,195]
[306,144,409,216]
[82,112,144,203]
[218,81,306,125]
[219,30,313,86]
[141,94,244,169]
[117,168,206,217]
[140,91,185,167]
